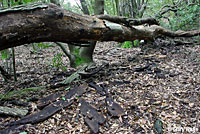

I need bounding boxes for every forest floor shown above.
[0,40,200,134]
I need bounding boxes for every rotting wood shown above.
[0,86,47,100]
[60,63,108,85]
[84,116,99,134]
[8,100,30,107]
[79,98,106,133]
[79,98,105,124]
[0,106,28,117]
[37,92,62,109]
[89,83,125,117]
[0,124,30,134]
[103,85,125,117]
[0,2,48,14]
[79,62,109,78]
[88,82,105,95]
[105,95,125,117]
[5,85,87,127]
[60,64,88,85]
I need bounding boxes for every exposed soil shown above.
[0,40,200,134]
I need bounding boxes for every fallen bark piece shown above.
[60,64,88,85]
[133,63,150,72]
[79,98,106,133]
[0,100,30,107]
[88,82,105,95]
[64,84,88,100]
[6,85,87,126]
[37,93,62,109]
[0,106,28,117]
[79,62,109,78]
[105,96,125,117]
[7,99,73,126]
[0,124,28,134]
[79,98,105,124]
[89,84,125,117]
[84,117,99,134]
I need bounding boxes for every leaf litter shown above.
[0,40,200,133]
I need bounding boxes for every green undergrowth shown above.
[0,86,46,100]
[121,40,140,48]
[51,53,67,71]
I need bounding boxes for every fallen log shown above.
[0,3,199,50]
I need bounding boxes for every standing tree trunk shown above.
[0,0,19,81]
[115,0,148,18]
[67,0,104,67]
[115,0,149,47]
[50,0,104,68]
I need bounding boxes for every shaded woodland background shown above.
[0,0,199,134]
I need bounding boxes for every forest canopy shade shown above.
[0,3,199,51]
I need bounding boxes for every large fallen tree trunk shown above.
[0,3,199,50]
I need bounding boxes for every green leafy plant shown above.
[61,96,66,100]
[51,53,67,71]
[133,40,140,47]
[121,40,140,48]
[36,42,53,48]
[0,49,10,60]
[121,41,133,48]
[65,87,70,91]
[75,56,85,66]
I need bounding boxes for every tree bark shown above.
[0,3,199,51]
[66,0,98,67]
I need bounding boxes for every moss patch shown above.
[0,86,46,100]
